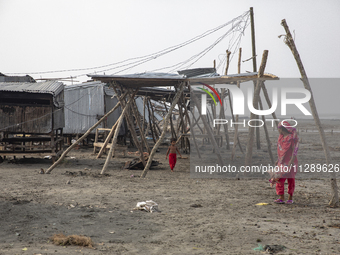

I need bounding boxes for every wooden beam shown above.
[281,19,339,207]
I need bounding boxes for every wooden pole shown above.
[224,50,231,75]
[45,92,127,174]
[245,50,268,166]
[140,82,186,178]
[250,7,261,150]
[281,19,339,207]
[250,7,257,72]
[100,91,136,174]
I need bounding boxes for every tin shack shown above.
[0,80,64,160]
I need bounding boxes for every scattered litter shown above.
[130,175,134,178]
[109,231,115,234]
[70,157,76,159]
[253,244,264,251]
[39,168,45,174]
[134,200,160,213]
[263,245,286,253]
[44,155,52,159]
[190,204,202,208]
[69,204,75,208]
[66,180,71,184]
[50,233,93,248]
[256,203,269,206]
[22,247,28,251]
[15,232,20,236]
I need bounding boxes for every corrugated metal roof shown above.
[89,72,186,88]
[177,68,217,78]
[65,80,116,97]
[0,80,64,96]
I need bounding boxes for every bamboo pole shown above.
[281,19,339,207]
[45,91,127,174]
[245,50,268,166]
[250,7,261,150]
[224,50,231,75]
[100,92,136,174]
[140,82,186,178]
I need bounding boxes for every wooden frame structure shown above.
[45,70,279,177]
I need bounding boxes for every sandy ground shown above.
[1,119,340,255]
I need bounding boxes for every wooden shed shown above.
[0,80,64,160]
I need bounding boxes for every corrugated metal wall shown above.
[64,82,125,135]
[64,82,105,134]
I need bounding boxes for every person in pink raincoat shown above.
[270,121,299,204]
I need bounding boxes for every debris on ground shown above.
[263,245,286,253]
[190,204,202,208]
[133,200,160,213]
[50,233,94,248]
[124,156,159,170]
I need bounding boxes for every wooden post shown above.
[45,91,128,174]
[140,82,186,178]
[245,50,268,166]
[250,7,257,72]
[224,50,231,75]
[250,7,261,149]
[100,92,136,174]
[281,19,339,207]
